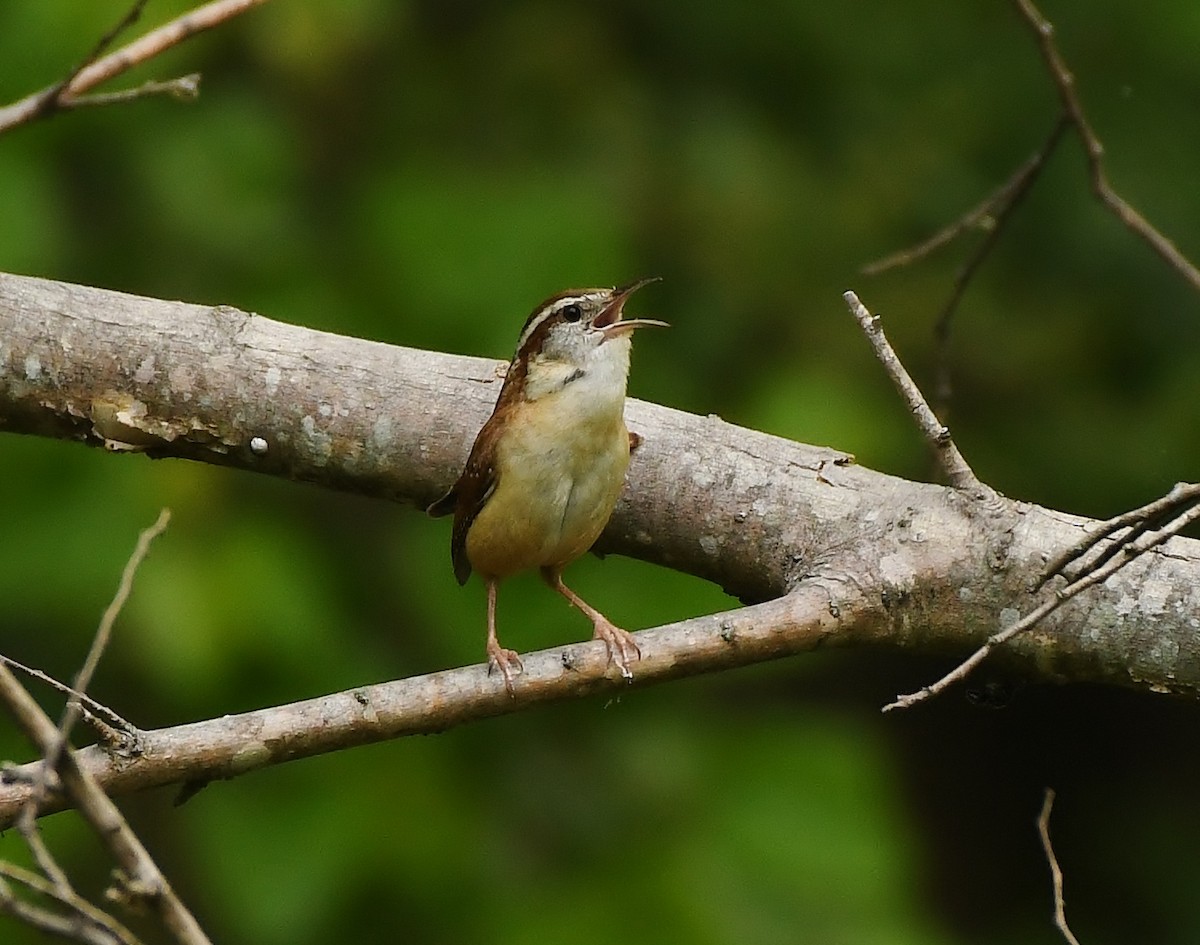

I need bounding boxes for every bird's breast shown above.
[464,376,631,579]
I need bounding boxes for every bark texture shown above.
[1,272,1198,701]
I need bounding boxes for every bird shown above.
[427,278,667,692]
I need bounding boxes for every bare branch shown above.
[0,592,842,824]
[4,272,1200,713]
[0,862,142,945]
[863,118,1067,278]
[1014,0,1200,292]
[842,291,986,494]
[0,509,205,944]
[869,1,1200,301]
[1037,789,1084,945]
[0,665,211,944]
[866,0,1200,429]
[63,74,202,110]
[0,656,135,736]
[1037,482,1200,589]
[885,481,1200,711]
[0,0,270,134]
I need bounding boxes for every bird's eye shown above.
[561,303,583,323]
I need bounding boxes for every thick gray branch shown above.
[1,271,1199,773]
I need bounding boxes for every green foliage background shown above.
[2,2,1200,943]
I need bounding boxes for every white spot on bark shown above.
[699,534,721,555]
[134,355,157,384]
[24,355,41,379]
[878,553,913,588]
[370,416,393,447]
[1137,578,1171,616]
[264,366,281,394]
[168,363,195,397]
[302,415,332,463]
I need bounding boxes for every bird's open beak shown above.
[595,277,669,336]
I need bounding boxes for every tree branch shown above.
[0,592,837,825]
[0,664,210,943]
[0,0,269,134]
[0,861,141,945]
[0,509,204,944]
[865,0,1200,427]
[3,270,1200,819]
[843,291,987,495]
[1038,789,1084,945]
[1014,0,1200,292]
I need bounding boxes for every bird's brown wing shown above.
[426,359,528,585]
[427,410,508,586]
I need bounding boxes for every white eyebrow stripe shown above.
[514,292,605,351]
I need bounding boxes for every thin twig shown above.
[0,665,212,945]
[26,509,169,804]
[76,509,170,710]
[0,509,205,944]
[843,291,984,493]
[0,0,271,134]
[1014,0,1200,292]
[863,118,1067,278]
[868,3,1200,296]
[1037,482,1200,589]
[4,511,165,943]
[64,74,203,109]
[930,117,1071,417]
[885,483,1200,710]
[1037,789,1084,945]
[0,657,135,734]
[867,1,1200,428]
[13,816,72,897]
[2,0,151,128]
[0,875,126,945]
[75,1,153,73]
[0,862,142,945]
[64,0,270,100]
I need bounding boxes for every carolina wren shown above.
[427,278,667,692]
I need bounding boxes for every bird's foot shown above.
[592,619,642,681]
[486,642,524,695]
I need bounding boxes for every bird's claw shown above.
[593,620,641,682]
[487,644,524,695]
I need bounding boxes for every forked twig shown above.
[0,861,142,945]
[1015,0,1200,292]
[0,655,135,735]
[864,116,1068,279]
[866,0,1200,423]
[0,510,206,944]
[0,0,271,134]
